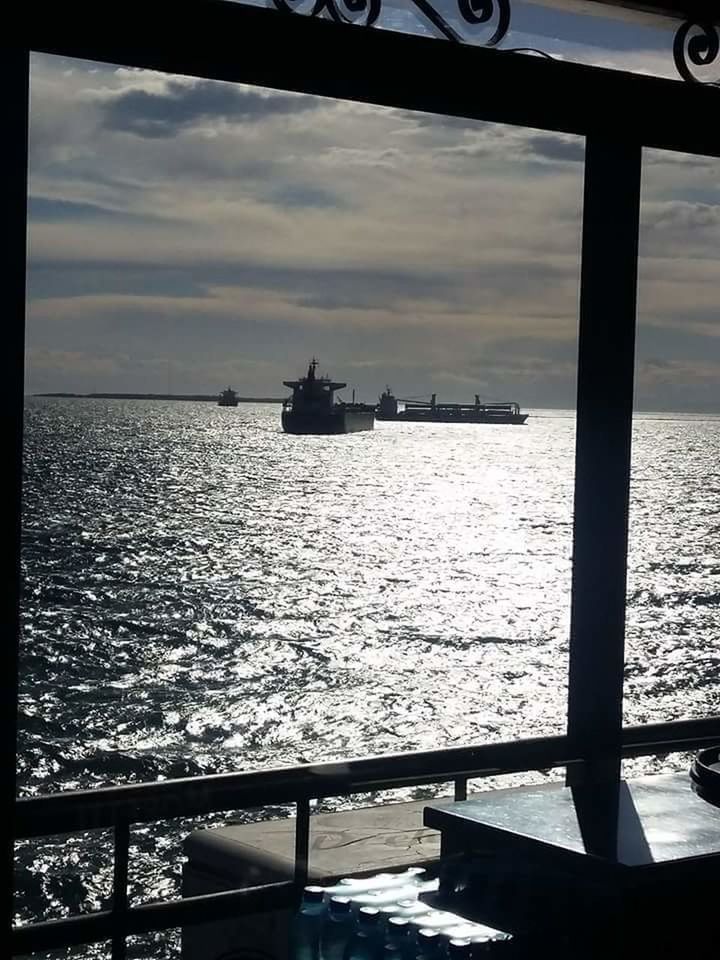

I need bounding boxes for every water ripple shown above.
[16,400,720,956]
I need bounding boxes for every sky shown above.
[25,0,720,411]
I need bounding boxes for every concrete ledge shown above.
[182,799,444,960]
[185,798,443,885]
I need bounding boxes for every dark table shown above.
[423,773,720,957]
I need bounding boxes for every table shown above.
[423,773,720,957]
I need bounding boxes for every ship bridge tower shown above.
[283,359,346,413]
[378,386,398,418]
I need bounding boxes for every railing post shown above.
[294,799,311,890]
[111,816,131,960]
[567,136,642,786]
[1,41,29,949]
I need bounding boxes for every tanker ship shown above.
[281,359,375,434]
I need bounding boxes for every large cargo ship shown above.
[281,360,375,434]
[376,388,528,424]
[217,387,239,407]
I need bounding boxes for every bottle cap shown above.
[330,896,352,912]
[445,926,477,940]
[303,886,325,903]
[418,929,440,941]
[379,903,400,917]
[448,939,471,956]
[425,912,451,922]
[359,906,381,924]
[388,917,410,931]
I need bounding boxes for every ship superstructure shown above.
[281,359,375,434]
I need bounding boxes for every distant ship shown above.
[217,387,239,407]
[376,388,528,424]
[281,359,375,434]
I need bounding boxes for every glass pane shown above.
[21,52,583,941]
[625,146,720,732]
[23,57,583,795]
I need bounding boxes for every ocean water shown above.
[16,399,720,955]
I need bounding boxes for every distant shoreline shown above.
[28,395,720,417]
[32,392,285,404]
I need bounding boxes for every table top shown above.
[424,773,720,869]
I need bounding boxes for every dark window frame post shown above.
[2,43,29,947]
[567,136,643,785]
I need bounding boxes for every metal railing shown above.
[13,716,720,957]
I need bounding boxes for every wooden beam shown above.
[23,1,720,158]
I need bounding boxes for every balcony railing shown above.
[13,717,720,957]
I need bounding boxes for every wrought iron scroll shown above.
[673,20,720,84]
[272,1,720,84]
[271,0,512,47]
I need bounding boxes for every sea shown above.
[16,398,720,958]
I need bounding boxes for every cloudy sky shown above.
[25,1,720,410]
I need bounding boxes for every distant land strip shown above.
[33,393,285,403]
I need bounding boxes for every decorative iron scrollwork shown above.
[273,0,380,27]
[272,0,512,47]
[457,0,511,47]
[673,20,720,84]
[271,1,720,84]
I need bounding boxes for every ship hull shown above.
[376,412,528,424]
[282,410,374,434]
[218,400,239,407]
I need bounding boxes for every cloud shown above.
[643,201,720,232]
[267,183,346,209]
[99,79,315,138]
[28,195,182,226]
[29,258,461,306]
[24,53,720,410]
[524,135,585,165]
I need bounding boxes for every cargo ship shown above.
[281,359,375,434]
[376,388,528,424]
[217,387,239,407]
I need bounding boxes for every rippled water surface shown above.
[17,399,720,955]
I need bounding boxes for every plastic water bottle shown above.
[329,869,426,897]
[351,887,419,909]
[378,903,401,923]
[447,939,471,960]
[343,906,383,960]
[383,945,403,960]
[393,899,431,919]
[386,916,413,959]
[409,912,458,932]
[321,896,356,960]
[289,886,327,960]
[416,928,443,960]
[323,877,389,897]
[353,878,436,907]
[443,926,479,943]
